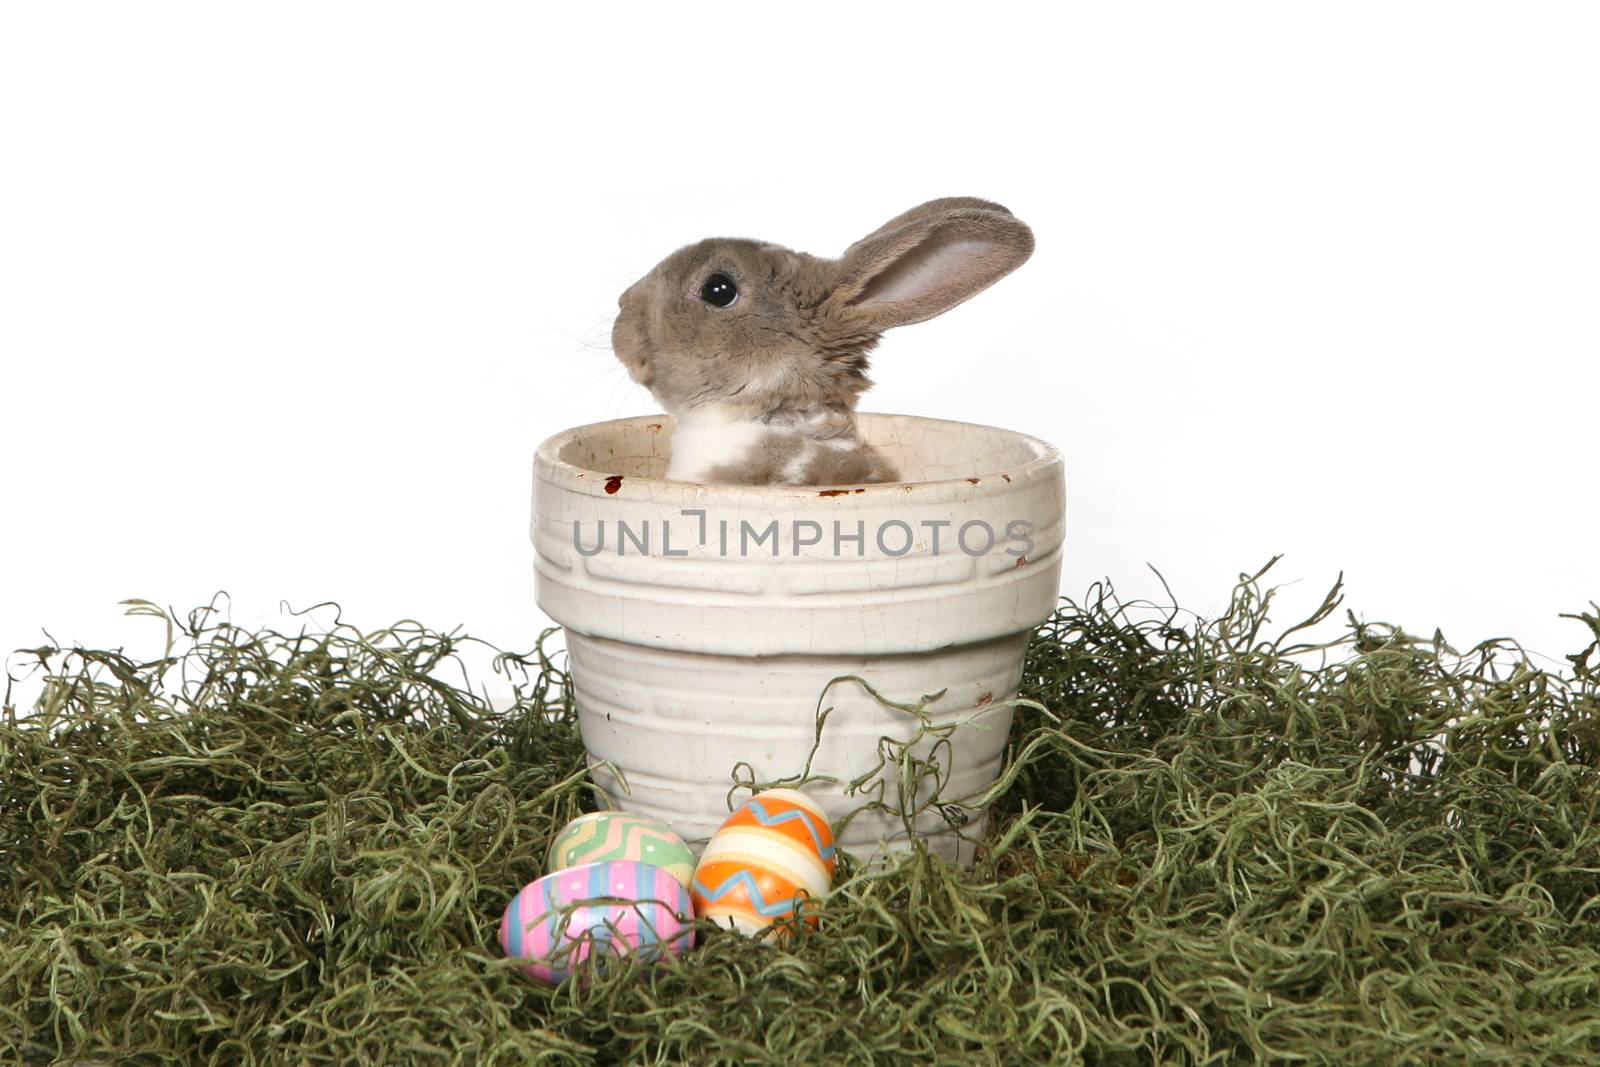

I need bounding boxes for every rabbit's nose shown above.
[618,284,639,310]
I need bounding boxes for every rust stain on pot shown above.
[966,478,980,484]
[648,423,663,431]
[976,691,994,706]
[604,475,624,494]
[817,488,866,497]
[1001,474,1012,483]
[1015,555,1028,567]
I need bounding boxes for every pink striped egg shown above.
[499,860,694,984]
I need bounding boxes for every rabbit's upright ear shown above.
[824,201,1034,334]
[847,197,1018,247]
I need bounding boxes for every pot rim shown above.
[535,412,1063,499]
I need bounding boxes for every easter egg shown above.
[547,811,695,888]
[691,788,836,936]
[499,860,694,983]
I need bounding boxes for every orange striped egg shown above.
[690,788,836,935]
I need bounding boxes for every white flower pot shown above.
[531,414,1065,864]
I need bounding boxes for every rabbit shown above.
[610,197,1034,485]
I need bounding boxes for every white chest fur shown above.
[666,414,768,482]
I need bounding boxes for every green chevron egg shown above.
[547,811,695,888]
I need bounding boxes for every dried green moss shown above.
[4,564,1599,1065]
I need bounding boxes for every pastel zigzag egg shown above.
[499,860,694,984]
[547,811,695,888]
[691,788,836,936]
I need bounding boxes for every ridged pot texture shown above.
[533,414,1065,863]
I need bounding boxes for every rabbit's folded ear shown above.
[824,203,1034,334]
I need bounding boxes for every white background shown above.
[3,3,1596,708]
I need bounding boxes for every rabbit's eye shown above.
[699,273,738,308]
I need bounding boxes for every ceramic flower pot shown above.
[531,414,1064,864]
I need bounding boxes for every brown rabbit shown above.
[611,198,1034,485]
